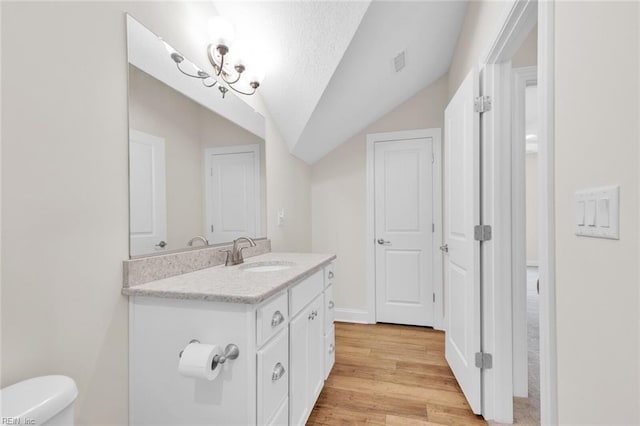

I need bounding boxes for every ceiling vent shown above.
[394,51,406,72]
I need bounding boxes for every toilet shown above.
[0,376,78,425]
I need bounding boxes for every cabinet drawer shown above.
[257,291,288,347]
[324,284,335,331]
[257,329,289,425]
[325,324,335,380]
[267,398,288,426]
[324,263,335,287]
[290,270,323,316]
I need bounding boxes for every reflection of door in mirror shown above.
[129,129,167,256]
[205,145,261,244]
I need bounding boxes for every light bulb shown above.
[230,39,252,68]
[246,45,268,83]
[207,17,235,48]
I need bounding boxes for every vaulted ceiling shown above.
[213,1,468,164]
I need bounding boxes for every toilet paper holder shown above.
[178,340,240,365]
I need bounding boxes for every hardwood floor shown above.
[307,322,486,426]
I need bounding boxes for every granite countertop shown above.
[121,252,336,304]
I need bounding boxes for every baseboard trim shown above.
[334,308,372,324]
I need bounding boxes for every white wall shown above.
[311,75,448,312]
[447,0,508,98]
[555,2,640,423]
[265,117,312,252]
[0,2,311,424]
[512,24,538,69]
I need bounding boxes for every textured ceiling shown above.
[294,1,468,163]
[212,1,371,150]
[211,1,468,164]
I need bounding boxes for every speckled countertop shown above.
[121,252,336,304]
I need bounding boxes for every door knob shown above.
[377,239,391,245]
[155,240,167,248]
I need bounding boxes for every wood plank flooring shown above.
[307,322,486,426]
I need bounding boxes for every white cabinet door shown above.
[289,294,324,426]
[308,295,325,403]
[289,306,310,426]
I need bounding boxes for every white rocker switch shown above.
[576,201,586,226]
[597,198,610,228]
[585,200,597,227]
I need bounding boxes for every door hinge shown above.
[474,225,492,242]
[211,225,214,232]
[475,352,493,369]
[432,223,435,233]
[474,96,492,113]
[432,292,435,303]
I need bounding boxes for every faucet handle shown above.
[219,249,232,265]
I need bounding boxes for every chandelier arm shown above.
[207,45,225,77]
[221,72,242,85]
[216,51,225,77]
[225,83,258,97]
[202,79,217,88]
[176,62,207,79]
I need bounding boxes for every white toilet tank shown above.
[0,375,78,426]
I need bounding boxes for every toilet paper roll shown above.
[178,343,223,381]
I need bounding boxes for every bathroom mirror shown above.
[126,15,266,257]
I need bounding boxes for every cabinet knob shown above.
[328,271,334,279]
[271,310,285,327]
[328,301,334,310]
[329,343,335,354]
[272,362,286,381]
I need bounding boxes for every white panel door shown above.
[129,129,167,256]
[205,145,260,244]
[444,69,482,414]
[374,138,434,326]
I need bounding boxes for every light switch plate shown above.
[575,186,619,239]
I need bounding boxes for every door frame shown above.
[511,66,537,399]
[478,0,557,423]
[365,128,443,330]
[204,144,262,241]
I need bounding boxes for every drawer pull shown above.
[328,271,334,279]
[329,343,335,354]
[271,310,285,327]
[272,362,286,381]
[328,301,334,310]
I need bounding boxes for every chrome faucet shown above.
[221,237,256,266]
[187,236,209,247]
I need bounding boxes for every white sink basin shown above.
[240,261,295,272]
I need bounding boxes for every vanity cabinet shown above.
[128,260,335,426]
[290,293,324,425]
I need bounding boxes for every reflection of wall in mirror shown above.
[128,65,266,253]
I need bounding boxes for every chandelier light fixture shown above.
[166,16,265,99]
